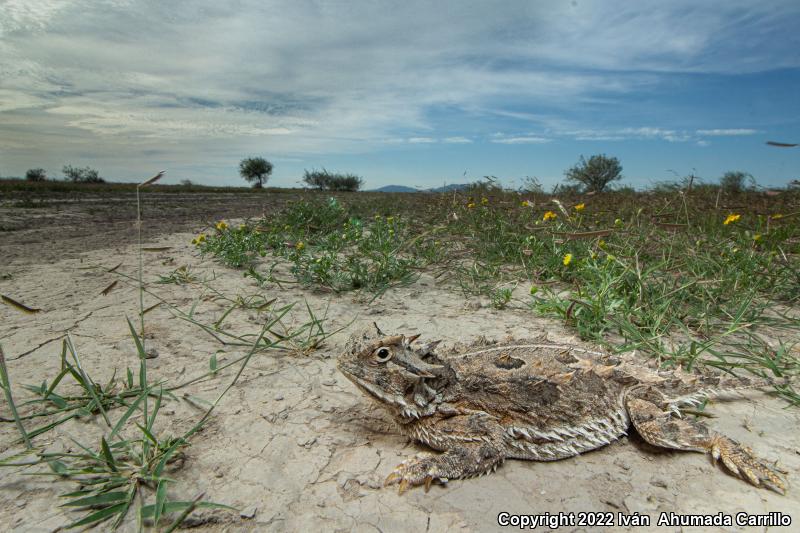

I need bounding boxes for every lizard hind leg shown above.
[625,396,786,493]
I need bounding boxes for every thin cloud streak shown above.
[696,129,759,136]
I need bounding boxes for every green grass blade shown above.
[65,336,112,427]
[147,386,163,432]
[109,390,145,439]
[154,479,168,526]
[61,491,129,508]
[154,440,184,477]
[100,437,119,472]
[65,502,128,529]
[0,345,32,448]
[140,499,236,519]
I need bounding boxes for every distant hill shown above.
[370,183,471,193]
[370,185,419,192]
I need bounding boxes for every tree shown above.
[25,168,47,182]
[719,171,755,194]
[239,157,273,188]
[564,154,623,193]
[63,165,105,183]
[302,168,363,191]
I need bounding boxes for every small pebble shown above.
[240,506,257,519]
[274,394,284,401]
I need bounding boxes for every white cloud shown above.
[696,128,759,136]
[408,137,437,144]
[563,126,758,143]
[491,136,551,144]
[443,136,472,144]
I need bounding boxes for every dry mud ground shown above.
[1,194,799,532]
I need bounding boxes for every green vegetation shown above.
[239,157,273,188]
[719,170,756,194]
[63,165,105,183]
[197,187,800,403]
[564,154,623,192]
[0,178,296,196]
[302,168,364,191]
[25,168,47,182]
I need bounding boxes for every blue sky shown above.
[1,0,799,189]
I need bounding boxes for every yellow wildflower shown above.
[614,218,623,227]
[191,238,198,245]
[216,220,228,231]
[481,197,489,205]
[598,239,606,248]
[771,213,783,220]
[467,202,476,209]
[563,253,573,266]
[296,241,305,251]
[521,200,530,207]
[543,211,557,221]
[723,213,741,225]
[574,203,585,211]
[753,233,762,241]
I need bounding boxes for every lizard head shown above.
[337,323,444,419]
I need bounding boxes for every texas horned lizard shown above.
[337,324,787,493]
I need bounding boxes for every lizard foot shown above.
[384,453,449,494]
[707,435,786,493]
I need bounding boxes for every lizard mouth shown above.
[338,364,410,408]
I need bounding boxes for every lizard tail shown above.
[664,374,793,414]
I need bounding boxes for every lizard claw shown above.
[708,435,786,494]
[384,453,447,494]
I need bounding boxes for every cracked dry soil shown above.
[1,196,798,532]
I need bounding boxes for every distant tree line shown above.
[13,153,777,194]
[302,168,363,191]
[238,157,364,191]
[22,165,106,183]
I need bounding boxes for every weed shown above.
[156,265,198,285]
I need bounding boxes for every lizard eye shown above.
[373,346,393,363]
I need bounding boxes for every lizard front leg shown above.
[385,413,506,493]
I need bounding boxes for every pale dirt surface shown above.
[1,197,799,532]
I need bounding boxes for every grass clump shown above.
[197,198,422,297]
